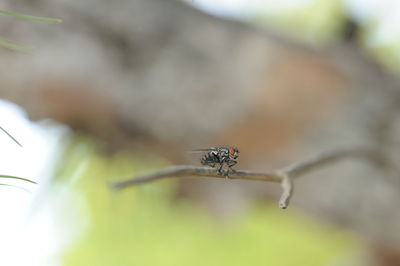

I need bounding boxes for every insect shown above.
[191,146,239,175]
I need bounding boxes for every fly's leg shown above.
[227,160,237,175]
[217,162,231,178]
[216,162,230,177]
[217,163,224,175]
[204,161,216,168]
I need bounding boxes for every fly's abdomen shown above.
[201,152,219,166]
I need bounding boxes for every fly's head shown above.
[228,147,239,160]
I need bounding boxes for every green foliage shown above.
[366,39,400,73]
[0,36,33,53]
[56,138,363,266]
[0,9,61,52]
[0,183,31,193]
[0,175,37,184]
[0,126,35,189]
[0,173,37,191]
[0,10,61,23]
[253,0,346,46]
[0,174,37,192]
[0,126,22,147]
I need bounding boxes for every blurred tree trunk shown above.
[1,0,400,263]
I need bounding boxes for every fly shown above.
[191,146,239,175]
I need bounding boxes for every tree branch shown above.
[110,148,392,209]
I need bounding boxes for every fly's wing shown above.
[186,149,211,165]
[187,148,214,152]
[186,149,214,165]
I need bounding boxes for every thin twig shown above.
[110,148,392,209]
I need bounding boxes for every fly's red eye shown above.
[229,148,235,155]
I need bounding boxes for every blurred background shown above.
[1,0,400,265]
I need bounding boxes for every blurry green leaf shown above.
[0,175,37,184]
[0,9,61,23]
